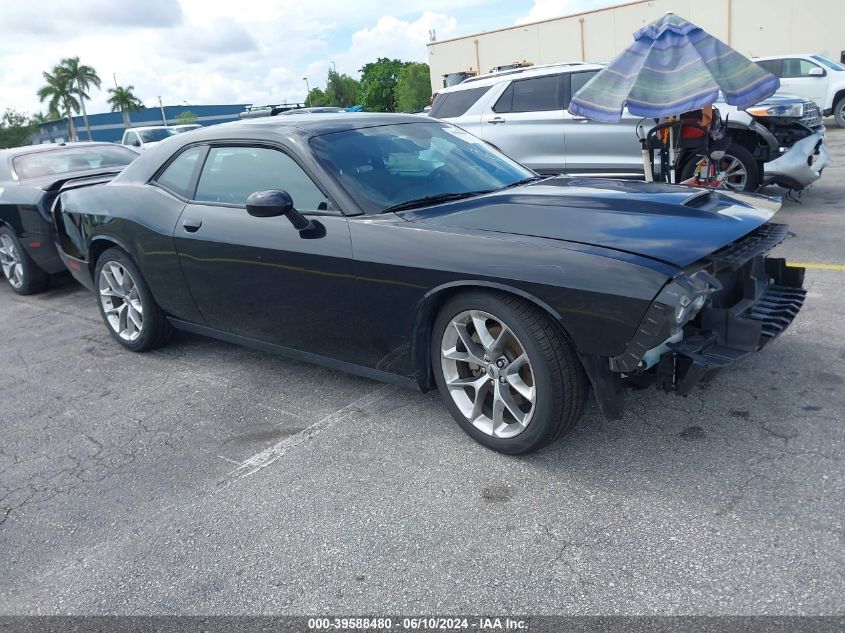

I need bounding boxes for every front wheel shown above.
[431,291,587,454]
[833,96,845,129]
[94,248,172,352]
[0,226,48,295]
[679,144,760,192]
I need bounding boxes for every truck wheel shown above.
[679,144,760,192]
[0,226,49,295]
[834,96,845,128]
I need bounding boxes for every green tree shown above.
[37,70,80,141]
[106,85,144,129]
[324,69,360,108]
[31,111,54,125]
[359,58,408,112]
[306,87,328,107]
[55,56,101,141]
[175,110,198,124]
[0,110,37,149]
[395,62,433,112]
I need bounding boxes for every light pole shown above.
[158,96,167,126]
[303,77,310,107]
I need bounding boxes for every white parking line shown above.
[220,384,394,484]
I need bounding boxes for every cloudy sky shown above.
[0,0,619,116]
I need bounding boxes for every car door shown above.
[778,58,827,108]
[562,70,647,176]
[172,143,359,361]
[479,74,565,173]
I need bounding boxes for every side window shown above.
[429,86,492,119]
[125,132,138,145]
[781,58,821,78]
[194,146,329,210]
[755,60,779,75]
[155,146,202,198]
[568,70,600,104]
[494,75,560,113]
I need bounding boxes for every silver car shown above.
[431,62,829,191]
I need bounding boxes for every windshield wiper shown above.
[381,190,491,214]
[499,175,546,189]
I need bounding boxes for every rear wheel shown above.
[834,96,845,129]
[0,226,48,295]
[94,248,172,352]
[431,291,587,454]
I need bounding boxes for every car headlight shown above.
[746,103,804,118]
[662,271,721,329]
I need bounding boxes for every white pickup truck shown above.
[754,54,845,127]
[120,124,201,150]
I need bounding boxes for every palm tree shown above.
[37,70,80,141]
[56,57,101,141]
[107,85,144,129]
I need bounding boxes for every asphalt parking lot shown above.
[1,128,843,616]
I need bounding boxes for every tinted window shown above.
[755,60,779,75]
[195,146,328,209]
[156,146,202,198]
[781,58,822,78]
[429,86,491,119]
[569,70,600,103]
[310,122,534,214]
[139,128,178,142]
[494,75,560,113]
[11,146,137,180]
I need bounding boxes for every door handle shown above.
[488,116,506,124]
[182,218,202,233]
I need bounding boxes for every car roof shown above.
[0,141,122,159]
[127,126,174,132]
[439,62,605,93]
[186,112,430,139]
[753,54,817,60]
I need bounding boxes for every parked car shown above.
[0,142,138,294]
[55,114,805,454]
[431,62,828,191]
[120,125,179,150]
[755,54,845,127]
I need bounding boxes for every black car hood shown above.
[403,178,779,268]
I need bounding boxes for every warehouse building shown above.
[426,0,844,90]
[33,103,248,144]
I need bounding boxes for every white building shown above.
[426,0,843,90]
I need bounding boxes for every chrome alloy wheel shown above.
[0,234,23,289]
[718,155,748,191]
[98,262,143,342]
[440,310,536,438]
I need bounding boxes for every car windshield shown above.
[12,146,137,179]
[811,55,845,71]
[309,122,534,214]
[139,128,178,142]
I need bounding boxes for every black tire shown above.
[431,291,587,454]
[0,226,49,295]
[679,143,760,192]
[94,248,172,352]
[834,96,845,129]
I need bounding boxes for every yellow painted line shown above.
[788,262,845,271]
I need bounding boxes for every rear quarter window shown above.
[429,86,491,119]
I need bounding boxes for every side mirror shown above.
[808,67,825,77]
[246,189,326,238]
[131,139,141,147]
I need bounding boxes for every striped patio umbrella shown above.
[569,13,780,123]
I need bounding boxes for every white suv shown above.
[754,54,845,127]
[431,62,828,191]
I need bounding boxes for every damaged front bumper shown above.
[763,131,831,190]
[587,222,806,419]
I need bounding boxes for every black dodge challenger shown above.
[0,142,138,294]
[55,114,806,454]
